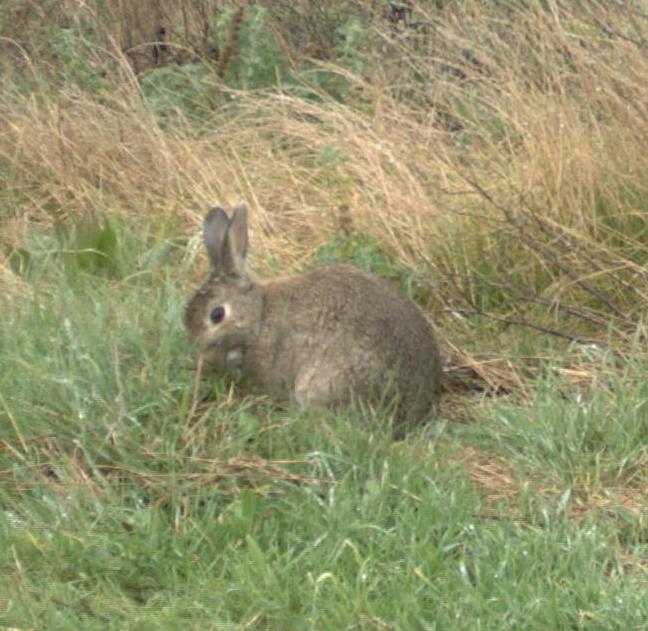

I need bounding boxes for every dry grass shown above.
[1,1,646,368]
[453,446,648,523]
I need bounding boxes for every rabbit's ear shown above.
[225,203,249,276]
[203,207,231,270]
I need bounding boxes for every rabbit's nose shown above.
[225,349,243,369]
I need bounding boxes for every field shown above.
[1,1,648,629]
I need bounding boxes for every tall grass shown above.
[2,1,646,360]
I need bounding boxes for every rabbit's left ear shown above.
[203,207,231,270]
[225,203,249,276]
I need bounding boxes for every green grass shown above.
[2,223,648,630]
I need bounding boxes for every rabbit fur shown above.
[184,204,442,427]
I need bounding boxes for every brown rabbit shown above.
[184,204,442,429]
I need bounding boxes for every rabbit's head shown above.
[184,205,264,373]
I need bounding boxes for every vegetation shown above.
[1,1,647,628]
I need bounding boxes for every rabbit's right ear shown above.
[203,207,231,270]
[225,203,249,276]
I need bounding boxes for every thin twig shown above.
[185,354,204,425]
[445,307,604,346]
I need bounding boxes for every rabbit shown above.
[184,204,442,429]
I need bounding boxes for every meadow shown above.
[1,1,647,628]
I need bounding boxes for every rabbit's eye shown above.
[210,305,226,325]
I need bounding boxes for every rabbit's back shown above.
[245,264,442,423]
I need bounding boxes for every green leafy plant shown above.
[47,215,149,279]
[218,5,288,90]
[140,62,219,124]
[50,28,110,93]
[312,232,433,305]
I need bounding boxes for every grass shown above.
[1,1,648,628]
[2,227,648,630]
